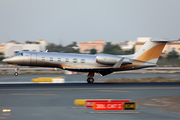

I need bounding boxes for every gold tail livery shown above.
[2,39,175,83]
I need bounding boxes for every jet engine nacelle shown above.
[96,54,130,65]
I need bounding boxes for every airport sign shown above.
[124,102,137,110]
[93,102,124,111]
[85,99,131,108]
[85,100,109,108]
[93,102,136,111]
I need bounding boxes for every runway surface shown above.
[0,83,180,120]
[0,73,180,83]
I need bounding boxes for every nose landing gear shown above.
[14,72,18,76]
[87,71,95,83]
[14,67,19,76]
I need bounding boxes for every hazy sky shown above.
[0,0,180,45]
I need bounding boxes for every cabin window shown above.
[50,57,53,61]
[81,59,85,63]
[65,58,69,62]
[58,58,61,62]
[73,58,77,63]
[14,53,20,56]
[42,57,45,61]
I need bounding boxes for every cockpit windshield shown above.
[14,53,23,56]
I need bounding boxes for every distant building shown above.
[24,40,47,45]
[135,37,180,56]
[119,41,135,50]
[0,40,19,56]
[34,40,47,45]
[0,43,5,54]
[5,43,46,57]
[79,40,105,53]
[163,42,180,54]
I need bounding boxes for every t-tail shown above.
[133,39,173,64]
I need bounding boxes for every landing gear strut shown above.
[14,67,19,76]
[87,71,95,83]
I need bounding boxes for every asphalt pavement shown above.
[0,73,180,83]
[0,83,180,120]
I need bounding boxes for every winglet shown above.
[113,58,124,68]
[45,49,48,52]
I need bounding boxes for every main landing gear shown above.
[87,71,95,83]
[14,67,19,76]
[87,77,94,83]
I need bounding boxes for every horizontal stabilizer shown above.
[113,58,124,68]
[150,39,178,43]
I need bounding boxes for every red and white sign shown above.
[93,102,124,111]
[85,100,130,108]
[85,100,109,108]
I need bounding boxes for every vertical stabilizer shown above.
[133,39,167,64]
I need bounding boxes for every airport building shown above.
[34,40,47,45]
[79,40,105,53]
[119,41,135,51]
[0,43,5,53]
[4,40,46,57]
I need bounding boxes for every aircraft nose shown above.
[2,58,8,63]
[2,58,12,63]
[2,57,23,64]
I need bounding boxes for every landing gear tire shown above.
[87,78,94,83]
[14,72,18,76]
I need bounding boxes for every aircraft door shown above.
[30,54,37,65]
[23,53,30,65]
